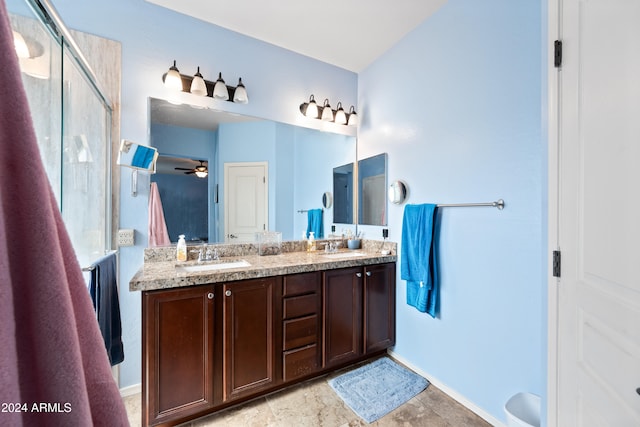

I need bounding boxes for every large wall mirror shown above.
[149,97,356,244]
[358,153,388,226]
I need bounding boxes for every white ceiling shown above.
[145,0,448,72]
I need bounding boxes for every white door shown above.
[224,162,267,243]
[550,0,640,425]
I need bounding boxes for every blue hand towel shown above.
[401,204,439,317]
[88,252,125,366]
[306,208,324,238]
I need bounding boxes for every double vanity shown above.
[130,240,397,427]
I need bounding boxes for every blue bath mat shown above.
[328,357,429,423]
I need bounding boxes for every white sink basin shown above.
[321,251,366,258]
[176,259,251,273]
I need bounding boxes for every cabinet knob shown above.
[366,271,372,277]
[356,272,362,278]
[207,292,214,299]
[225,290,232,297]
[637,387,640,396]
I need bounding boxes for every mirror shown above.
[149,97,356,244]
[117,139,158,172]
[333,163,354,224]
[358,153,388,226]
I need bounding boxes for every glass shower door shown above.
[8,0,113,269]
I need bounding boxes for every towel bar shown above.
[437,199,504,210]
[297,208,324,213]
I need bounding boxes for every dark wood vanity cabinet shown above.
[323,262,396,368]
[281,271,322,381]
[142,262,395,426]
[222,277,280,401]
[323,267,364,367]
[363,263,396,353]
[142,285,217,427]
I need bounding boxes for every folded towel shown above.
[148,182,171,246]
[89,252,125,366]
[401,204,439,317]
[131,144,156,169]
[306,208,324,239]
[0,3,128,424]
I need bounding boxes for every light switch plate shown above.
[118,229,135,246]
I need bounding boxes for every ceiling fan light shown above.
[213,72,229,100]
[164,60,182,91]
[321,99,333,121]
[194,169,208,178]
[334,102,347,125]
[190,66,207,96]
[233,78,249,103]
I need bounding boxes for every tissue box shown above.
[256,231,282,256]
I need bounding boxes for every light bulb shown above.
[213,72,229,100]
[334,102,347,125]
[164,60,182,91]
[233,78,248,103]
[305,95,318,118]
[321,99,333,121]
[190,67,207,96]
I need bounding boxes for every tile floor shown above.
[123,360,491,427]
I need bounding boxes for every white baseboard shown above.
[387,350,505,427]
[120,383,141,398]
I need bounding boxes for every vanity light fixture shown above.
[162,60,248,103]
[189,66,207,96]
[233,78,248,104]
[299,95,357,126]
[334,102,347,125]
[347,106,358,126]
[212,72,229,100]
[321,99,333,121]
[163,60,183,91]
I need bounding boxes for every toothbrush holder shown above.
[347,239,361,250]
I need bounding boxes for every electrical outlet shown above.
[118,229,135,247]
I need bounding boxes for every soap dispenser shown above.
[176,234,187,261]
[307,232,316,252]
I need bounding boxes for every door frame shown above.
[547,0,560,425]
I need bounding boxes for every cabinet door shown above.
[223,277,277,401]
[364,263,396,353]
[143,285,216,426]
[323,267,363,367]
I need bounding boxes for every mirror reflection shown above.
[151,155,208,243]
[358,153,388,226]
[149,97,357,244]
[333,163,354,224]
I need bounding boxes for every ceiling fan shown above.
[175,160,208,178]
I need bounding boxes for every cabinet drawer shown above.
[283,294,318,319]
[283,272,320,297]
[283,315,318,351]
[283,344,319,381]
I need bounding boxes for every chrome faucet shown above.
[197,245,219,262]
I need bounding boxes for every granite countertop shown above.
[130,249,397,292]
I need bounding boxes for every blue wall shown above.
[358,0,545,423]
[49,0,547,424]
[51,0,357,390]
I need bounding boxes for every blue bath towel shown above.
[306,208,324,239]
[88,252,124,366]
[401,204,439,317]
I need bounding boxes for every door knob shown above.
[225,290,232,297]
[207,292,214,299]
[229,234,238,239]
